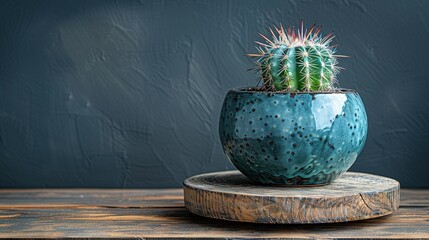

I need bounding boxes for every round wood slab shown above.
[183,171,399,224]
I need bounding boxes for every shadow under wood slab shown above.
[183,171,399,224]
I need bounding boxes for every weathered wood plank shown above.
[0,188,427,239]
[184,171,400,224]
[0,189,183,208]
[0,188,427,209]
[0,207,428,239]
[400,189,429,206]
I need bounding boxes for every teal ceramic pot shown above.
[219,87,368,185]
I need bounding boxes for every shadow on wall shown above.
[0,0,428,187]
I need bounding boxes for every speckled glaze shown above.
[219,88,368,185]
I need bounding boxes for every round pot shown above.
[218,87,368,185]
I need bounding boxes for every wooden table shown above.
[0,188,428,239]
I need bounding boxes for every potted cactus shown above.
[219,22,368,185]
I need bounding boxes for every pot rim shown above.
[230,87,357,94]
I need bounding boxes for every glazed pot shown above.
[218,87,368,185]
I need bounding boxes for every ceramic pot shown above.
[218,87,368,185]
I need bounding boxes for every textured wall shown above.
[0,0,428,188]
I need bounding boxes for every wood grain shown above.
[0,186,428,239]
[0,189,183,208]
[0,207,428,238]
[184,171,400,224]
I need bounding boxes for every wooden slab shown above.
[183,171,400,224]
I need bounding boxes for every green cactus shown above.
[248,22,345,92]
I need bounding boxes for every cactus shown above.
[248,21,345,92]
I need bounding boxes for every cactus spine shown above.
[249,22,344,92]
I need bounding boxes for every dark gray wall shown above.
[0,0,428,188]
